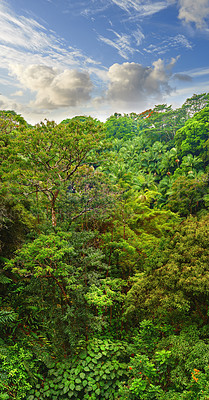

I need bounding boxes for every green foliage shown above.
[118,350,171,399]
[167,174,209,216]
[0,344,38,400]
[28,339,128,400]
[0,309,18,326]
[105,114,138,140]
[1,116,105,227]
[125,215,209,326]
[182,93,209,117]
[175,106,209,161]
[6,231,74,279]
[2,95,209,399]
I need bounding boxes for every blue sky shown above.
[0,0,209,123]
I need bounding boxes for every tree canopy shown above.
[1,94,209,400]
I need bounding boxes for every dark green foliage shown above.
[125,215,209,327]
[0,344,39,400]
[167,174,209,216]
[28,339,128,400]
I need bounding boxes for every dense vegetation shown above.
[1,93,209,399]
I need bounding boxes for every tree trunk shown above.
[52,207,57,227]
[51,189,59,227]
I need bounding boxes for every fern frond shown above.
[0,310,18,326]
[0,273,11,284]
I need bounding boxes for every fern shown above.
[0,273,11,284]
[0,310,18,326]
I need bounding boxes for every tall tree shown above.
[1,117,105,227]
[175,107,209,162]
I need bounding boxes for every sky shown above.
[0,0,209,124]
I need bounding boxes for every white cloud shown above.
[187,67,209,77]
[178,0,209,28]
[98,31,134,59]
[106,58,178,106]
[173,34,193,49]
[98,28,144,59]
[0,1,100,71]
[9,65,93,109]
[0,93,25,112]
[82,0,209,29]
[0,1,58,52]
[111,0,174,16]
[133,28,145,45]
[12,90,24,96]
[65,0,174,18]
[144,34,192,55]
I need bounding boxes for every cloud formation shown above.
[10,65,93,109]
[144,34,192,55]
[173,73,192,81]
[0,0,207,122]
[178,0,209,28]
[111,0,174,16]
[0,0,99,70]
[98,31,134,59]
[98,28,144,59]
[68,0,172,18]
[106,58,178,106]
[110,0,209,29]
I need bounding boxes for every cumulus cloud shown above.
[178,0,209,28]
[9,65,93,109]
[0,93,26,112]
[106,58,178,105]
[11,90,24,96]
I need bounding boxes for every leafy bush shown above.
[118,351,172,399]
[28,338,128,400]
[0,343,39,400]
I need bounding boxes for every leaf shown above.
[74,368,80,375]
[110,372,115,379]
[69,383,75,391]
[63,386,69,394]
[79,352,86,360]
[95,352,102,359]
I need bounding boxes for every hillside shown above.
[1,93,209,399]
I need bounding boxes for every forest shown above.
[1,92,209,400]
